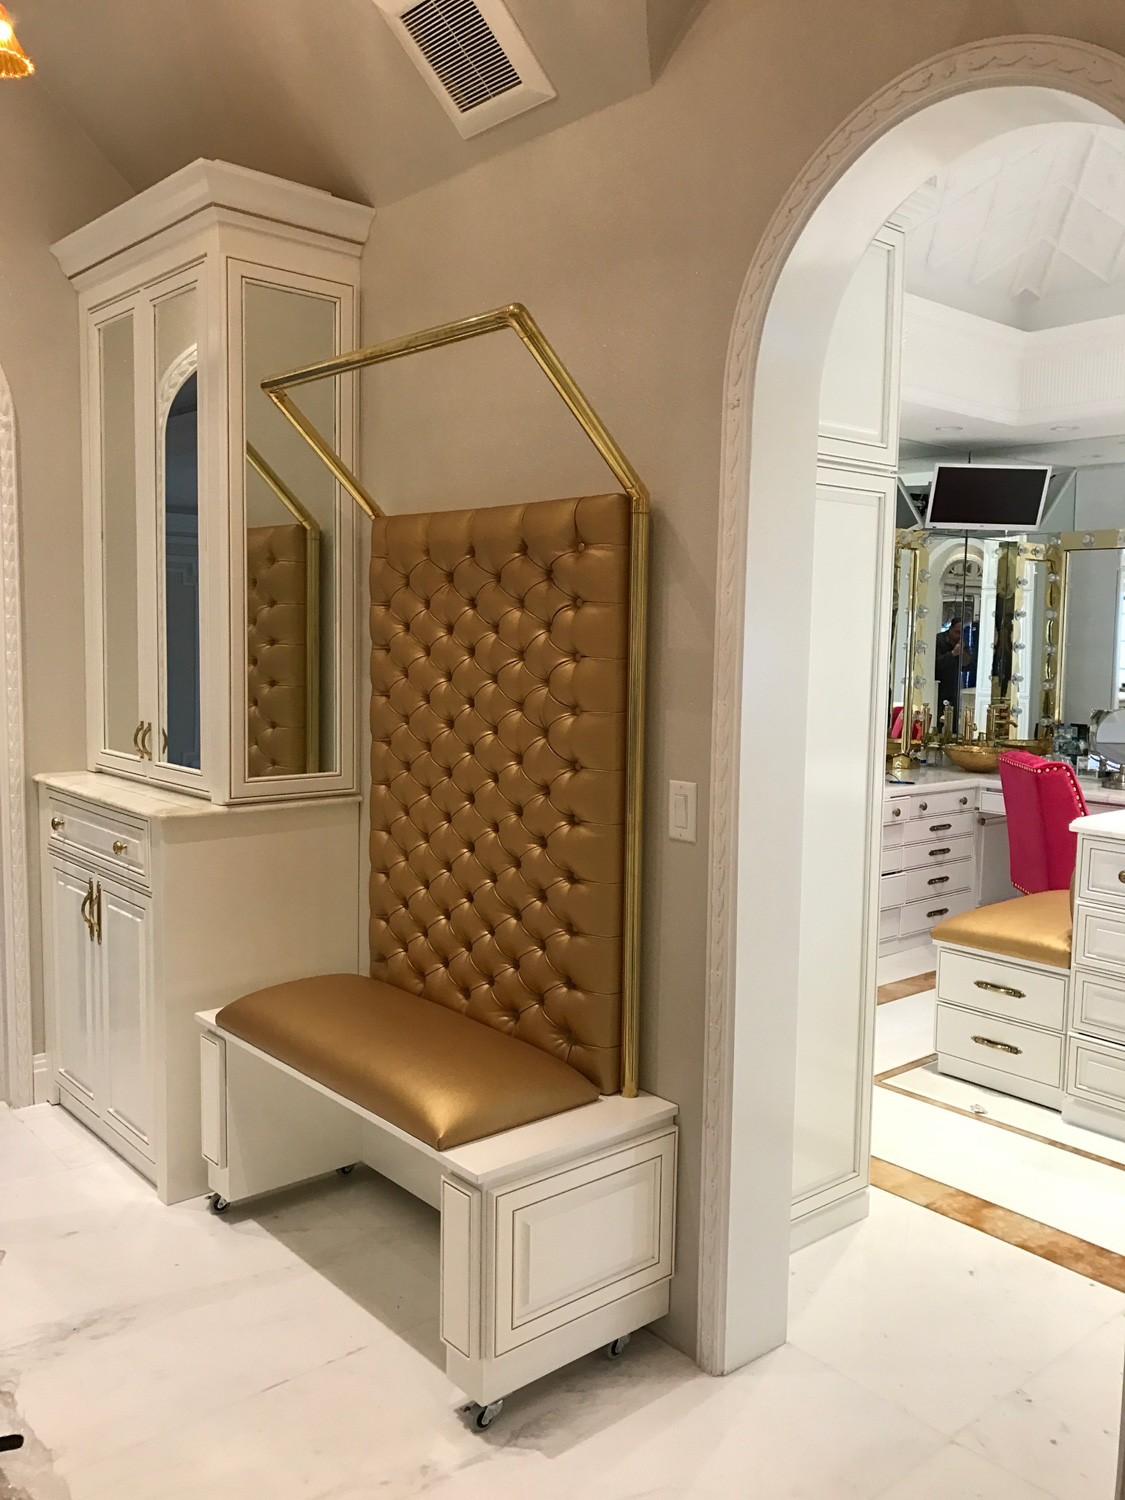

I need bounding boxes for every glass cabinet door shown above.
[154,285,201,776]
[97,309,144,762]
[241,279,340,782]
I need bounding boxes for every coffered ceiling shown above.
[13,0,707,208]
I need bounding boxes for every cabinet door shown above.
[50,861,98,1103]
[96,879,153,1154]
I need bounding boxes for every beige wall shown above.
[0,84,131,1053]
[359,0,1125,1353]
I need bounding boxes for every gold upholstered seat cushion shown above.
[930,889,1072,970]
[216,974,600,1151]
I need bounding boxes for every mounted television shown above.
[924,463,1052,531]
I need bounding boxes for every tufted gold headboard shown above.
[247,523,310,777]
[369,493,631,1095]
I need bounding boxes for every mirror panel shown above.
[1061,546,1125,723]
[155,287,200,771]
[242,282,337,779]
[99,312,140,758]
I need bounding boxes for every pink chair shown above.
[997,750,1087,895]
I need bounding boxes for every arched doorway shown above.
[0,360,32,1108]
[700,38,1125,1376]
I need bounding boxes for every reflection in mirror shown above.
[1061,547,1125,722]
[99,313,140,757]
[243,283,337,778]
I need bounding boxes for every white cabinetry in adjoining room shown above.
[39,771,361,1203]
[791,223,904,1247]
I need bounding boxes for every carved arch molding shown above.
[0,362,31,1108]
[701,36,1125,1374]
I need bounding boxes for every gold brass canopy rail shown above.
[261,302,649,1098]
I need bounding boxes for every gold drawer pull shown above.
[1118,871,1125,884]
[929,822,952,833]
[927,875,949,886]
[927,907,950,919]
[112,840,128,855]
[972,1034,1022,1055]
[974,979,1025,999]
[891,807,901,818]
[928,847,951,858]
[50,815,64,831]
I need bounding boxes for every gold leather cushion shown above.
[217,973,600,1150]
[369,494,630,1095]
[931,889,1073,969]
[248,523,309,778]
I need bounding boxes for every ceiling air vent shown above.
[375,0,556,139]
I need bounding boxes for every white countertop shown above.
[1072,807,1125,838]
[885,759,1125,809]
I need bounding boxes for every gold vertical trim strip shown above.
[258,303,649,1096]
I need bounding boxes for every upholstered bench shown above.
[197,492,677,1428]
[930,889,1072,1108]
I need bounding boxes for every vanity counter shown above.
[887,762,1125,808]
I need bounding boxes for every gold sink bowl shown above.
[944,744,1001,772]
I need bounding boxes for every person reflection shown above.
[935,617,973,721]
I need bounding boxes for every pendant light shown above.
[0,7,34,79]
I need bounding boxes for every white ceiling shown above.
[901,123,1125,333]
[14,0,708,208]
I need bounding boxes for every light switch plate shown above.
[668,780,697,843]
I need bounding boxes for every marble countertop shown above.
[885,759,1125,808]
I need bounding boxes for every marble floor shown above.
[1,1101,1122,1498]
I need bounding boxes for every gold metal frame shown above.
[246,443,322,774]
[259,303,649,1098]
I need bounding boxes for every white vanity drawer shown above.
[904,858,971,905]
[46,797,148,883]
[910,789,976,820]
[899,887,974,938]
[1067,1035,1125,1113]
[936,1005,1063,1088]
[904,810,976,846]
[884,801,907,827]
[880,872,905,910]
[901,832,973,872]
[881,845,903,876]
[882,819,904,850]
[1071,970,1125,1046]
[936,948,1066,1030]
[979,788,1005,818]
[879,906,900,943]
[1074,904,1125,975]
[1078,840,1125,910]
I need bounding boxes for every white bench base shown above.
[197,1011,677,1408]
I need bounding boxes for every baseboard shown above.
[33,1052,49,1105]
[790,1186,869,1252]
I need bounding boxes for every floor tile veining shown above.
[1,1102,1122,1498]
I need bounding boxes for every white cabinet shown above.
[51,161,374,805]
[1064,823,1125,1143]
[40,770,361,1202]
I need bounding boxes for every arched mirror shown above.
[157,339,201,772]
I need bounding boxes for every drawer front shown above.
[1079,841,1125,910]
[46,797,147,883]
[880,872,905,910]
[979,788,1005,818]
[910,789,976,820]
[901,832,974,872]
[1075,904,1125,975]
[904,810,976,846]
[904,857,972,905]
[900,887,974,938]
[879,906,900,943]
[1071,970,1125,1046]
[882,819,904,851]
[884,801,907,827]
[881,845,903,876]
[937,947,1067,1030]
[1068,1036,1125,1112]
[936,1004,1063,1087]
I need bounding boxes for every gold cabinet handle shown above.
[928,847,951,858]
[926,907,950,919]
[927,875,949,886]
[959,796,969,806]
[132,721,145,755]
[1118,871,1125,884]
[929,822,952,832]
[140,722,153,760]
[972,1034,1022,1055]
[112,840,127,855]
[80,879,96,942]
[919,801,928,811]
[891,807,901,818]
[94,881,102,945]
[974,979,1025,999]
[50,815,64,832]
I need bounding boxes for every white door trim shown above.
[0,362,33,1107]
[700,36,1125,1376]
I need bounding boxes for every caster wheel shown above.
[472,1399,504,1430]
[208,1193,230,1214]
[605,1334,631,1360]
[337,1164,356,1176]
